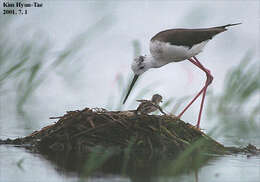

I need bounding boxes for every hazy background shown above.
[0,0,259,143]
[1,1,260,182]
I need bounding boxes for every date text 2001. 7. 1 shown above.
[3,9,28,15]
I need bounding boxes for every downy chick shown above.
[136,94,166,115]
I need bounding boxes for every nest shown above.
[7,107,225,158]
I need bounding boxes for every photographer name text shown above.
[2,1,43,15]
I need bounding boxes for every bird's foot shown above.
[188,123,204,132]
[168,114,179,120]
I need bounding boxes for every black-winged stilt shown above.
[123,23,241,128]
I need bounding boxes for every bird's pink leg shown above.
[177,58,207,117]
[193,56,213,128]
[177,57,213,128]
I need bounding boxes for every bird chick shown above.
[136,94,166,115]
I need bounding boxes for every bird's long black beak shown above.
[123,74,139,104]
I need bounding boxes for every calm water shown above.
[0,142,260,182]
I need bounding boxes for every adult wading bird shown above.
[123,23,241,128]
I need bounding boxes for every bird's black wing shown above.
[151,27,226,48]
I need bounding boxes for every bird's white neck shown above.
[144,55,166,69]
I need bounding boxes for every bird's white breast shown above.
[150,40,209,63]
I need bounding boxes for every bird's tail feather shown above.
[215,23,242,29]
[223,23,242,27]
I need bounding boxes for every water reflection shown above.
[36,145,216,182]
[1,144,260,182]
